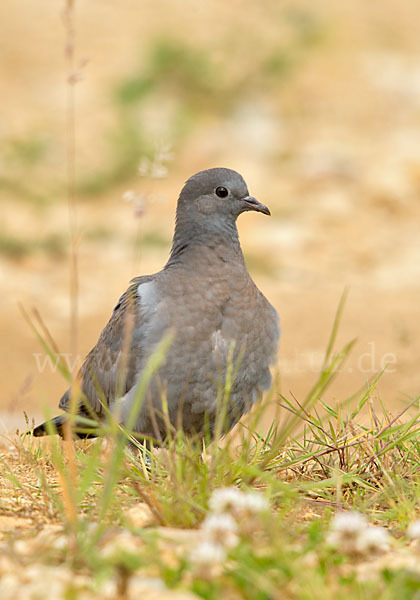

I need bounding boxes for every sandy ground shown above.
[1,0,420,433]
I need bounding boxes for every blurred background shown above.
[1,0,420,429]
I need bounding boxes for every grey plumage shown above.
[33,168,279,440]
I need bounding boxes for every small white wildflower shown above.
[209,487,270,518]
[151,164,168,179]
[138,142,173,179]
[356,526,390,555]
[326,511,369,554]
[122,190,145,217]
[155,142,174,164]
[209,487,244,514]
[123,190,137,203]
[240,491,270,514]
[330,511,368,534]
[407,520,420,540]
[190,541,226,568]
[138,157,152,177]
[201,513,239,549]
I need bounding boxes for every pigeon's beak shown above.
[242,196,271,216]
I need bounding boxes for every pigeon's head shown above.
[177,168,270,230]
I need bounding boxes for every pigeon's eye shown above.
[215,186,229,198]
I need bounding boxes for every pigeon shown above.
[33,168,280,441]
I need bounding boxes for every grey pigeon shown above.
[33,168,279,441]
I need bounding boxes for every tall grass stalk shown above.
[63,0,80,377]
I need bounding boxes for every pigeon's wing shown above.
[59,275,152,417]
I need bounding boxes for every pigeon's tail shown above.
[31,415,99,439]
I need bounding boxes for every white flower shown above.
[190,541,226,568]
[151,164,168,179]
[356,526,390,555]
[209,487,244,514]
[239,491,270,514]
[407,520,420,540]
[327,513,391,556]
[122,190,145,217]
[138,143,173,179]
[326,511,369,554]
[209,487,269,516]
[123,190,137,203]
[138,157,152,177]
[201,513,239,549]
[155,143,174,164]
[330,511,368,535]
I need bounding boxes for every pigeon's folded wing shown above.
[59,276,152,417]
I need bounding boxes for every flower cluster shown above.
[326,511,390,556]
[138,142,174,179]
[122,189,146,218]
[122,142,173,219]
[189,487,270,576]
[209,486,269,518]
[327,511,420,557]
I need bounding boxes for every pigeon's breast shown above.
[132,267,279,437]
